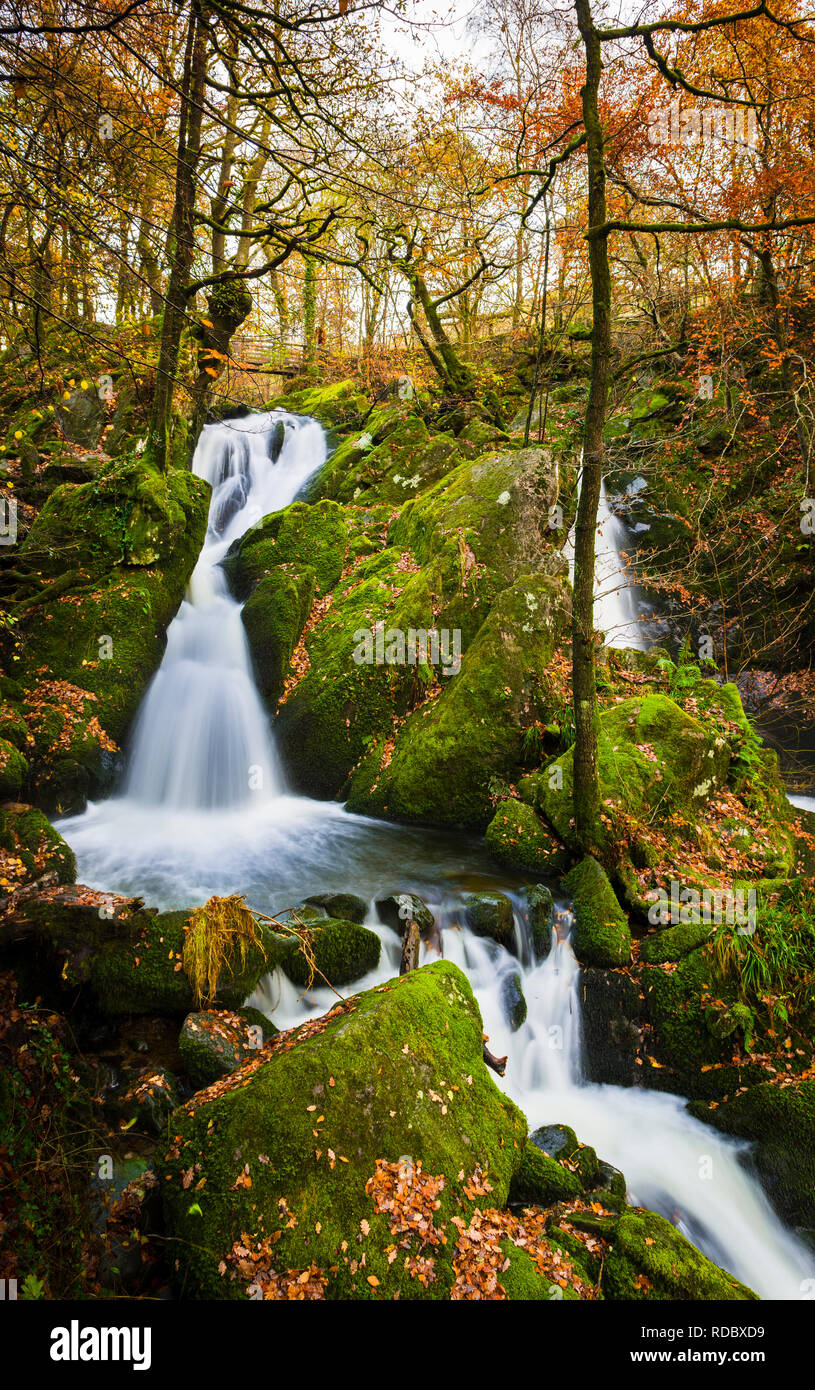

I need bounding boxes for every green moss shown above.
[224,499,348,601]
[180,1007,279,1090]
[603,1209,757,1300]
[642,946,737,1086]
[346,574,569,829]
[498,1239,579,1299]
[0,805,76,884]
[507,1140,583,1206]
[640,919,714,963]
[278,917,381,989]
[159,961,528,1299]
[462,892,515,949]
[242,566,315,706]
[12,461,209,745]
[0,737,27,800]
[563,857,631,967]
[485,799,569,875]
[305,892,368,924]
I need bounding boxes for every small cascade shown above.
[564,472,648,650]
[124,412,326,810]
[250,894,815,1300]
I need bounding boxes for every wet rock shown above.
[179,1006,279,1090]
[502,971,527,1031]
[580,968,642,1087]
[375,892,434,938]
[526,884,554,960]
[462,891,515,950]
[602,1210,756,1300]
[485,799,569,875]
[305,892,368,924]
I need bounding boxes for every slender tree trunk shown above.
[147,5,207,470]
[302,253,317,379]
[572,0,611,853]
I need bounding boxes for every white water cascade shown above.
[563,472,648,651]
[125,412,325,809]
[253,898,815,1301]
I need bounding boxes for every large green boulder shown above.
[602,1209,757,1300]
[0,738,27,801]
[0,803,76,888]
[277,916,381,988]
[508,1140,582,1206]
[224,499,348,602]
[241,566,315,707]
[346,574,569,829]
[12,460,209,745]
[689,1081,815,1229]
[159,961,528,1299]
[485,799,569,875]
[563,857,631,968]
[522,693,732,849]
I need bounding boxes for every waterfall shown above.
[563,472,648,651]
[124,412,326,810]
[788,793,815,814]
[253,898,814,1301]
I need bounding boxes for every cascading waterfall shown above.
[252,896,815,1301]
[125,412,325,810]
[61,410,814,1301]
[563,471,648,651]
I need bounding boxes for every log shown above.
[399,918,421,975]
[482,1039,508,1076]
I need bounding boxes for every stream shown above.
[59,412,815,1300]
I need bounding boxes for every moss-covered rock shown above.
[523,693,732,852]
[485,799,569,875]
[277,916,381,989]
[602,1209,757,1300]
[224,499,348,602]
[346,573,569,829]
[180,1007,279,1090]
[642,946,737,1090]
[19,681,120,816]
[0,737,27,800]
[580,968,642,1086]
[11,460,209,748]
[242,566,315,707]
[507,1139,583,1206]
[526,884,554,959]
[0,803,76,887]
[305,892,368,924]
[463,892,515,949]
[159,961,528,1299]
[689,1081,815,1229]
[563,857,631,967]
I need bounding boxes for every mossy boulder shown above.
[276,916,381,989]
[0,738,27,801]
[242,566,315,707]
[602,1209,757,1300]
[224,499,348,602]
[462,892,515,949]
[0,803,76,888]
[346,573,569,829]
[642,946,737,1091]
[689,1081,815,1229]
[305,892,368,924]
[563,857,631,968]
[11,460,209,746]
[11,890,278,1017]
[180,1007,279,1090]
[523,693,732,853]
[19,681,120,816]
[507,1139,582,1206]
[485,799,569,875]
[274,379,370,429]
[159,961,528,1299]
[526,884,554,959]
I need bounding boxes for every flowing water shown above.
[564,474,649,651]
[59,413,814,1300]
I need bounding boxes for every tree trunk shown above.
[146,6,207,470]
[572,0,611,854]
